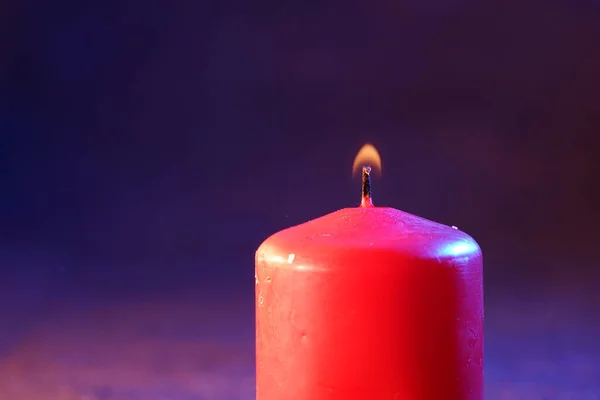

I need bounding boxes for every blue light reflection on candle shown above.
[439,240,480,257]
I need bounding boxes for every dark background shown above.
[1,1,599,398]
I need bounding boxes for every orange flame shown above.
[352,143,381,176]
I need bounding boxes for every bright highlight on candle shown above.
[440,240,480,257]
[352,143,382,176]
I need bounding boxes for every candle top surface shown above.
[260,207,481,261]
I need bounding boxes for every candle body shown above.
[255,207,483,399]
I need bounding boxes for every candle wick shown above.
[361,166,374,207]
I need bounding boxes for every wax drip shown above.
[361,166,374,207]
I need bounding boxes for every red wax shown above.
[255,206,483,399]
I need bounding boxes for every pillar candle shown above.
[255,145,483,399]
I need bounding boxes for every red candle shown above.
[255,145,483,399]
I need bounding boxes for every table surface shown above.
[1,284,599,400]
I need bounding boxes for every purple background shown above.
[1,1,599,398]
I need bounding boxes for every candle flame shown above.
[352,143,381,176]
